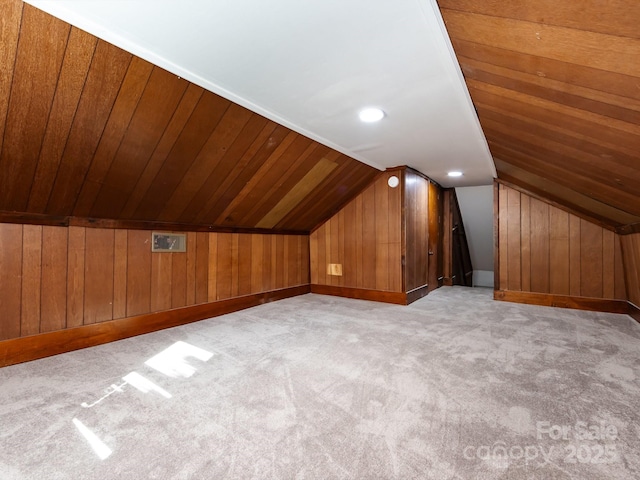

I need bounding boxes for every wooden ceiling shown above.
[4,0,638,235]
[0,1,378,233]
[439,0,640,231]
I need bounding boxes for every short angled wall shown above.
[0,222,311,366]
[494,182,640,322]
[495,183,627,300]
[0,286,309,367]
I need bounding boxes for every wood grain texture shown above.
[361,178,377,290]
[157,103,253,220]
[230,233,240,297]
[207,232,218,302]
[0,1,377,233]
[195,232,209,304]
[0,5,70,211]
[310,168,434,296]
[390,178,404,292]
[113,230,128,319]
[620,234,640,307]
[614,234,627,300]
[185,232,197,305]
[580,219,604,298]
[84,228,114,323]
[231,233,240,297]
[236,138,317,226]
[45,41,132,216]
[506,187,521,291]
[28,27,97,213]
[0,285,310,367]
[311,284,407,305]
[549,208,569,295]
[440,3,640,231]
[529,198,550,293]
[602,230,615,300]
[275,235,285,289]
[0,222,309,342]
[0,0,23,156]
[292,236,301,287]
[242,144,330,227]
[72,57,154,218]
[568,214,581,296]
[93,68,189,218]
[185,117,271,223]
[151,252,172,312]
[251,234,264,294]
[0,224,22,340]
[439,0,640,39]
[405,170,429,291]
[20,225,42,336]
[120,82,203,219]
[301,235,310,285]
[375,175,390,291]
[66,226,85,327]
[443,10,639,77]
[494,290,631,314]
[496,161,640,229]
[497,183,627,300]
[40,226,68,332]
[520,193,531,292]
[216,233,233,300]
[0,5,69,211]
[256,157,338,229]
[126,230,152,316]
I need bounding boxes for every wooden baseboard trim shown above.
[406,285,429,305]
[443,278,454,287]
[0,285,310,367]
[494,290,631,315]
[311,284,407,305]
[629,302,640,323]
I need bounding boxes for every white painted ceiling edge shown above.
[25,0,496,187]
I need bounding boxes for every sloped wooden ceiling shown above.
[0,1,378,233]
[439,0,640,231]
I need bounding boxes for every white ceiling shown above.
[26,0,496,187]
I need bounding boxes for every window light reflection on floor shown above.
[144,341,214,378]
[74,340,213,460]
[72,418,112,460]
[122,372,172,398]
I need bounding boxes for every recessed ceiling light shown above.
[359,107,385,123]
[447,171,463,177]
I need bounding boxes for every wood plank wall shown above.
[405,170,430,291]
[620,234,640,308]
[0,1,379,231]
[310,170,403,292]
[497,183,626,300]
[428,181,444,291]
[0,223,309,341]
[440,1,640,229]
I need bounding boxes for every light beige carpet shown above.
[1,287,639,479]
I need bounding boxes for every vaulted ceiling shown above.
[1,0,639,234]
[440,0,640,231]
[0,1,378,233]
